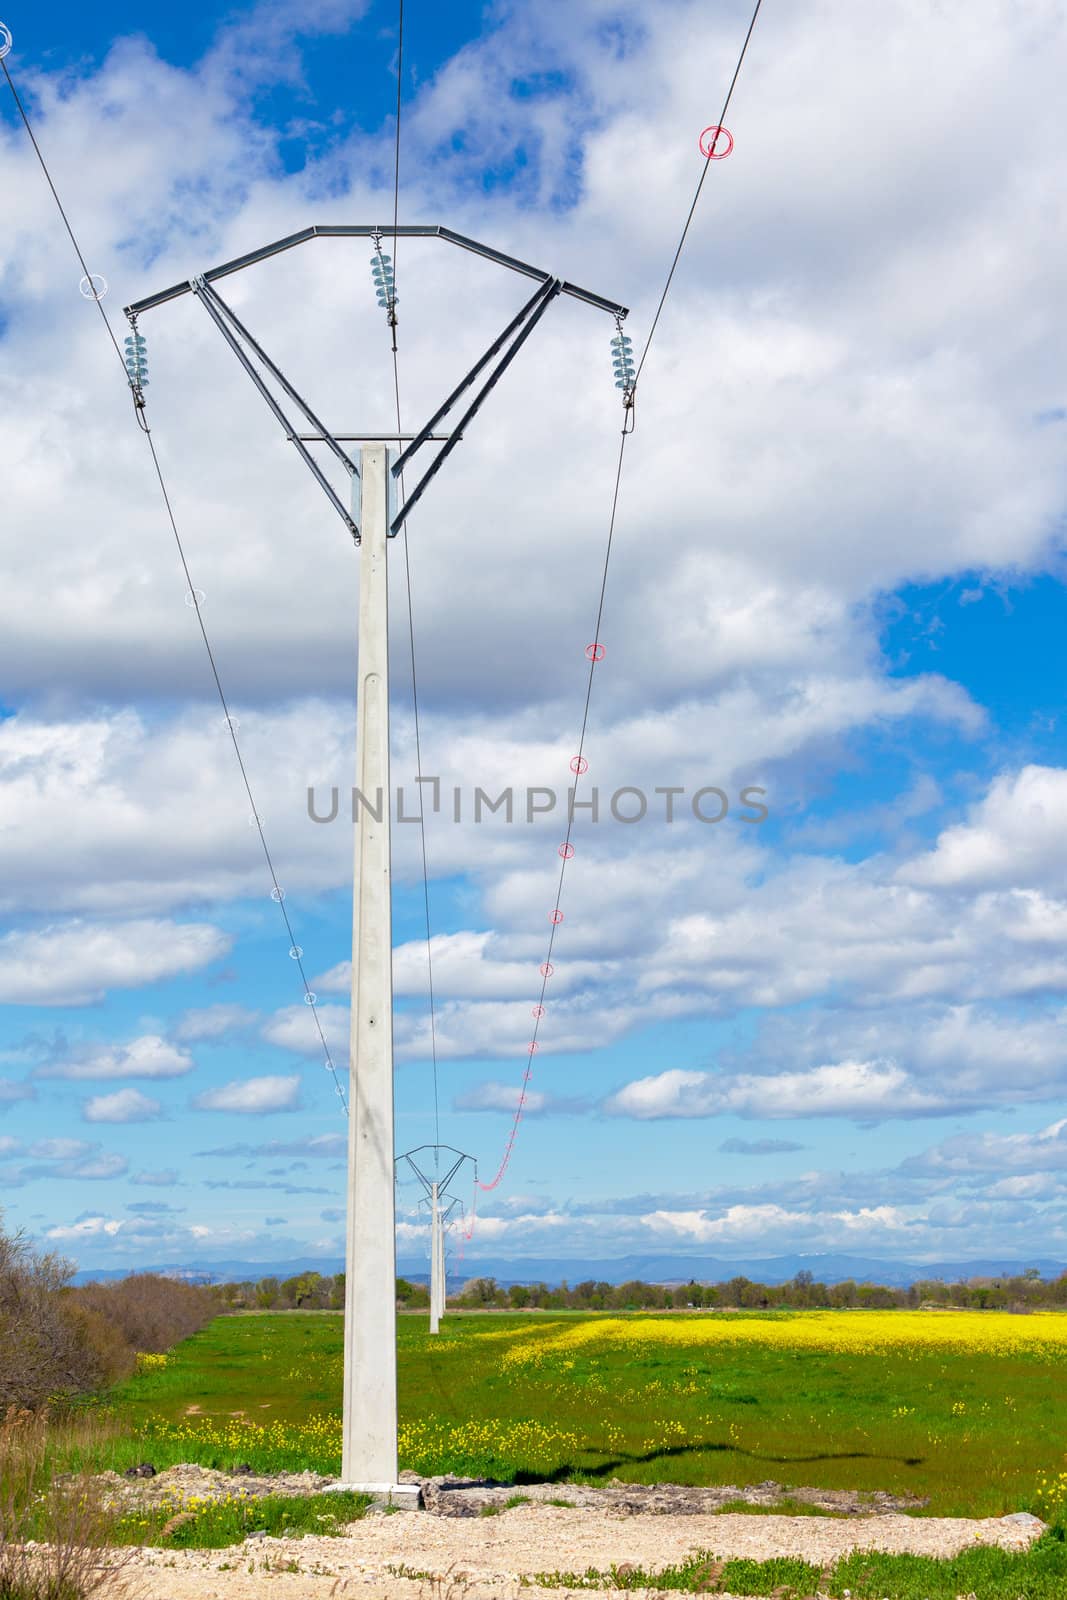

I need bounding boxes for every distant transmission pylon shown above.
[400,1145,474,1333]
[126,224,626,1503]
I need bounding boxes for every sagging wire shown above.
[477,0,764,1194]
[372,4,444,1162]
[2,27,348,1115]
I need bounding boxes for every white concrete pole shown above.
[429,1182,441,1336]
[437,1207,447,1325]
[340,445,406,1494]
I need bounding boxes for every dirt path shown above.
[124,1502,1046,1600]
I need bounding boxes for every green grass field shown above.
[76,1309,1067,1522]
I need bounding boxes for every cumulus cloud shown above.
[172,1004,259,1042]
[0,918,230,1005]
[192,1074,301,1114]
[82,1088,163,1124]
[903,767,1067,892]
[604,1061,949,1122]
[1,1139,129,1184]
[130,1168,179,1186]
[454,1080,590,1115]
[35,1034,195,1082]
[193,1133,346,1159]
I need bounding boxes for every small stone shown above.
[124,1462,157,1479]
[246,1529,269,1542]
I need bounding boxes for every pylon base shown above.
[324,1481,422,1510]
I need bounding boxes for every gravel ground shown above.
[119,1500,1048,1600]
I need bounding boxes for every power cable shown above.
[633,0,763,389]
[377,0,443,1157]
[2,38,348,1114]
[476,0,764,1195]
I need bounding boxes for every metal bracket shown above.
[192,276,361,544]
[389,279,562,535]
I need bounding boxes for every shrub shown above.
[0,1408,133,1599]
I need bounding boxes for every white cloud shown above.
[130,1168,179,1186]
[455,1081,550,1114]
[639,1203,911,1247]
[82,1088,163,1124]
[46,1216,124,1241]
[172,1004,259,1041]
[0,918,230,1005]
[604,1061,949,1121]
[193,1074,301,1114]
[36,1034,195,1082]
[902,1119,1067,1178]
[903,767,1067,892]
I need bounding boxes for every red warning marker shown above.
[550,909,564,925]
[570,755,588,776]
[699,124,734,159]
[585,642,605,662]
[532,1005,545,1018]
[527,1041,539,1054]
[540,962,554,978]
[559,842,575,860]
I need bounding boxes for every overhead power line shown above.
[1,36,348,1115]
[475,0,765,1197]
[382,0,443,1156]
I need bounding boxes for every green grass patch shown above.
[66,1309,1067,1518]
[108,1490,370,1550]
[530,1534,1067,1595]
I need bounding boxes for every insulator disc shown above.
[0,23,12,57]
[570,755,588,775]
[540,962,554,978]
[585,642,605,661]
[550,909,564,925]
[532,1004,545,1018]
[559,842,575,860]
[527,1041,539,1053]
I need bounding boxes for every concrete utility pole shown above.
[126,223,626,1509]
[341,445,407,1493]
[429,1183,442,1336]
[401,1145,471,1337]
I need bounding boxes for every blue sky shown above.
[2,0,1067,1274]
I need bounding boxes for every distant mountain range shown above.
[71,1250,1067,1289]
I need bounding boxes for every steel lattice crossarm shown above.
[124,223,628,542]
[124,223,628,317]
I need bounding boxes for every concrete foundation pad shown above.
[323,1481,422,1510]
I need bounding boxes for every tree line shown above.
[215,1264,1067,1313]
[449,1266,1067,1312]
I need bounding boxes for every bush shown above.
[0,1408,133,1599]
[1,1213,215,1414]
[71,1274,215,1356]
[0,1230,126,1413]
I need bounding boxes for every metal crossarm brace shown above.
[389,278,562,535]
[192,277,361,543]
[126,224,627,320]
